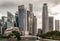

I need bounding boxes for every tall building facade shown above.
[7,11,15,28]
[27,11,34,35]
[0,20,3,34]
[15,12,19,27]
[29,3,33,12]
[38,29,42,34]
[55,20,60,31]
[18,5,27,33]
[32,16,37,35]
[27,11,30,32]
[2,16,7,23]
[27,4,35,35]
[49,17,53,31]
[2,16,7,34]
[42,3,49,33]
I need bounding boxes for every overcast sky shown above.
[0,0,60,29]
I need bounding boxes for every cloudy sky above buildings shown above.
[0,0,60,29]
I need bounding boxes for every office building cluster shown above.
[38,3,60,34]
[0,3,37,35]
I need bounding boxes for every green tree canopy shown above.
[39,31,60,40]
[8,31,21,40]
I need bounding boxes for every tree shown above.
[39,31,60,40]
[8,31,21,40]
[0,33,3,38]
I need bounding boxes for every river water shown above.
[0,39,60,41]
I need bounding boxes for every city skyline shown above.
[0,0,60,29]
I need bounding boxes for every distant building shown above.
[27,4,36,35]
[55,20,60,31]
[27,11,34,35]
[32,16,37,35]
[27,11,31,32]
[49,17,53,32]
[14,12,19,27]
[42,3,49,33]
[18,5,27,34]
[4,27,19,36]
[7,11,15,28]
[38,29,42,34]
[29,3,33,12]
[2,16,7,22]
[0,20,3,34]
[2,16,7,34]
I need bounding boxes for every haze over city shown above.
[0,0,60,29]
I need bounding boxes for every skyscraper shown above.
[42,3,49,33]
[2,16,7,23]
[32,16,37,35]
[27,11,31,32]
[18,5,27,33]
[29,3,33,12]
[27,11,34,35]
[7,11,15,28]
[2,16,7,34]
[27,4,34,35]
[49,17,53,32]
[15,12,19,27]
[0,20,3,34]
[55,20,60,31]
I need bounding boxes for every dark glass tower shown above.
[15,12,19,27]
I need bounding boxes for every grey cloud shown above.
[0,0,59,12]
[47,0,60,4]
[0,0,60,16]
[0,2,18,8]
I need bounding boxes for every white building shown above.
[4,27,19,36]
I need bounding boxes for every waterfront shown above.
[0,39,60,41]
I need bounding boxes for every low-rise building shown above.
[4,27,19,36]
